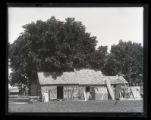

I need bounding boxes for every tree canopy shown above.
[87,46,108,72]
[103,40,143,85]
[9,17,97,86]
[9,17,143,88]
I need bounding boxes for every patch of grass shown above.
[8,100,143,113]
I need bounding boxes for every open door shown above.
[57,86,63,99]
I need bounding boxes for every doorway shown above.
[86,86,90,92]
[57,86,63,99]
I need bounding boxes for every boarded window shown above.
[48,86,57,100]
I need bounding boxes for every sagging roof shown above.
[37,69,128,85]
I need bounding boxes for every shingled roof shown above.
[37,69,128,85]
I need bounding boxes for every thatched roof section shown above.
[37,69,128,85]
[38,72,78,85]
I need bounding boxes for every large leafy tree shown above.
[87,46,108,72]
[9,17,143,88]
[9,17,97,87]
[103,40,143,85]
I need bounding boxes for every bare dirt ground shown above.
[8,100,143,113]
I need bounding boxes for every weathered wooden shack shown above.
[37,69,128,102]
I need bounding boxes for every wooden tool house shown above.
[37,69,128,102]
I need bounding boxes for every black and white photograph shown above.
[8,5,145,113]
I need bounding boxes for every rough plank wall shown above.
[40,85,113,101]
[41,86,57,100]
[64,86,79,100]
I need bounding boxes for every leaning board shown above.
[106,80,115,100]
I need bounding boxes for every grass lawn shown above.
[8,100,143,113]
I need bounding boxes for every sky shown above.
[8,7,143,50]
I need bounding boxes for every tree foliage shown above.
[9,17,97,86]
[87,46,108,72]
[9,17,143,87]
[103,40,143,85]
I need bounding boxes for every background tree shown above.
[103,40,143,86]
[9,17,97,88]
[87,46,108,72]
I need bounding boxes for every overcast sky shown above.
[8,7,143,51]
